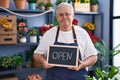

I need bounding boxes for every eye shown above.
[65,13,71,16]
[66,13,69,16]
[59,13,64,17]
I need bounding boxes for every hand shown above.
[67,59,85,71]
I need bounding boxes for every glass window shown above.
[112,19,120,67]
[113,0,120,16]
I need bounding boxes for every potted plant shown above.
[45,2,53,10]
[27,0,38,10]
[109,43,120,60]
[14,0,26,9]
[37,2,45,10]
[85,66,120,80]
[0,55,12,71]
[17,18,28,43]
[90,0,99,12]
[56,0,66,5]
[28,28,38,43]
[12,54,23,69]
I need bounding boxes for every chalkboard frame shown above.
[47,45,79,67]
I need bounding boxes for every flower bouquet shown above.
[17,19,28,40]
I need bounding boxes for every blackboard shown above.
[47,45,79,67]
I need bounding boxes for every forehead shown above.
[56,6,72,14]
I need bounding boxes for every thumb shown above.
[78,59,82,64]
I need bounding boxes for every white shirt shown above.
[34,25,97,61]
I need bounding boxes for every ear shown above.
[55,15,58,21]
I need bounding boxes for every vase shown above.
[0,0,10,8]
[19,36,27,43]
[30,36,37,43]
[14,0,26,9]
[28,3,36,10]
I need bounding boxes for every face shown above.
[56,6,74,31]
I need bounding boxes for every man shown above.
[33,2,97,80]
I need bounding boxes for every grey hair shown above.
[55,2,74,14]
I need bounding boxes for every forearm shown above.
[82,55,98,68]
[67,55,97,71]
[32,53,46,67]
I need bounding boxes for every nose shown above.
[63,14,67,18]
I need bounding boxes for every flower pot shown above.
[30,36,37,43]
[46,7,52,10]
[38,6,45,10]
[17,65,22,69]
[14,0,26,9]
[28,3,36,10]
[91,4,98,12]
[0,0,10,8]
[19,36,27,43]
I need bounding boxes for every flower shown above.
[17,18,27,32]
[72,19,78,25]
[18,22,26,27]
[17,19,28,38]
[39,24,53,36]
[83,22,95,30]
[87,30,99,43]
[0,19,12,29]
[83,22,98,43]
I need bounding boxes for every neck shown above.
[59,25,72,31]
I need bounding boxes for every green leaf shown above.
[95,67,104,79]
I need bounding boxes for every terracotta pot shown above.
[91,4,98,12]
[0,0,10,8]
[14,0,26,9]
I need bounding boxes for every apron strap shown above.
[55,26,82,60]
[72,26,77,43]
[55,27,59,42]
[55,26,77,43]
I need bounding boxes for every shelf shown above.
[0,67,45,75]
[0,43,39,46]
[15,43,39,46]
[0,9,53,14]
[75,11,102,15]
[0,8,101,15]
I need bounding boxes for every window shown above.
[110,0,120,67]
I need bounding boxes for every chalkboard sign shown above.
[47,45,79,67]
